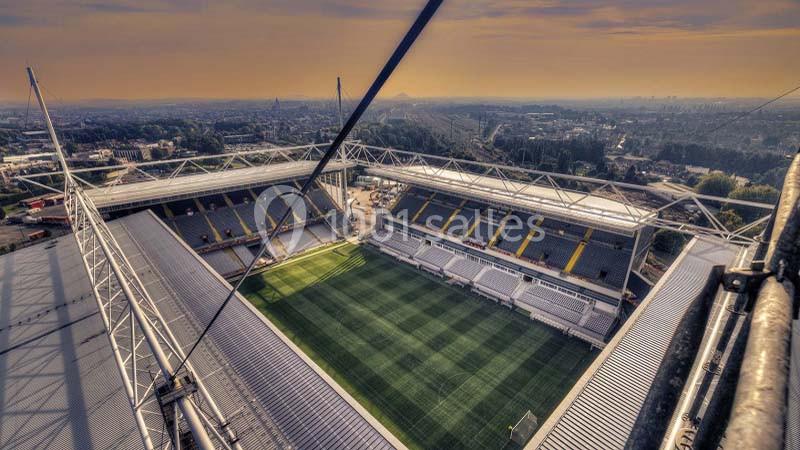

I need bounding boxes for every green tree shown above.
[624,165,645,185]
[717,209,744,231]
[729,184,779,204]
[695,173,736,197]
[728,184,779,221]
[64,141,78,156]
[196,134,224,155]
[595,158,607,174]
[653,230,686,255]
[557,151,571,174]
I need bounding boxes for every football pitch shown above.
[240,243,597,449]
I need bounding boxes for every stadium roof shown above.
[527,236,743,450]
[365,165,654,233]
[0,210,404,450]
[0,236,141,450]
[86,160,354,211]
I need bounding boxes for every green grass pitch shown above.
[240,243,597,450]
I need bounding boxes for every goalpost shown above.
[509,410,538,446]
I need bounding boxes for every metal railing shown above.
[725,150,800,450]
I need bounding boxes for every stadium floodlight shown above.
[170,0,444,381]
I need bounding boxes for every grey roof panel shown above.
[113,211,399,450]
[529,237,740,450]
[0,238,142,450]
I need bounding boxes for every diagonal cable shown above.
[171,0,444,380]
[694,83,800,138]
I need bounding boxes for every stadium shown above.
[2,17,799,450]
[5,125,796,449]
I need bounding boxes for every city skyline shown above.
[1,0,799,101]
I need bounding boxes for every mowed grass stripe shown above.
[265,252,462,422]
[241,243,597,450]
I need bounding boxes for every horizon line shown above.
[3,94,799,107]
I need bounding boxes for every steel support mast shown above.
[337,76,350,224]
[26,67,237,450]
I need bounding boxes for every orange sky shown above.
[1,1,799,101]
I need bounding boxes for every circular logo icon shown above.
[253,185,308,258]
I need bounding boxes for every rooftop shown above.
[527,236,743,450]
[366,165,654,233]
[0,210,403,450]
[85,160,354,211]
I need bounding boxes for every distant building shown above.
[1,153,56,164]
[20,193,64,210]
[69,148,112,163]
[113,140,174,162]
[113,146,150,161]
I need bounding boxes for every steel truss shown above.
[16,143,334,188]
[27,68,240,450]
[15,139,774,245]
[342,142,773,245]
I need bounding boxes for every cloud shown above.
[581,14,718,32]
[0,14,45,27]
[82,3,154,14]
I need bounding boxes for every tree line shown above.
[494,135,606,166]
[655,142,789,179]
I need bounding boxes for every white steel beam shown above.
[27,67,236,450]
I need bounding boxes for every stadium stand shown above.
[234,203,261,231]
[277,228,320,256]
[583,311,616,336]
[415,201,453,229]
[388,186,639,295]
[198,194,227,211]
[173,213,217,247]
[467,215,496,245]
[494,221,527,254]
[521,234,576,269]
[416,246,455,271]
[526,284,586,313]
[543,218,588,241]
[445,257,485,281]
[206,207,246,238]
[307,185,338,214]
[308,223,338,244]
[120,178,344,263]
[165,198,197,215]
[476,268,520,299]
[232,244,257,266]
[202,249,244,276]
[391,192,425,217]
[440,200,480,233]
[518,291,583,325]
[264,189,298,226]
[226,189,254,204]
[592,228,635,249]
[572,242,631,288]
[374,231,422,258]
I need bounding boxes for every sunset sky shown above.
[1,0,799,101]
